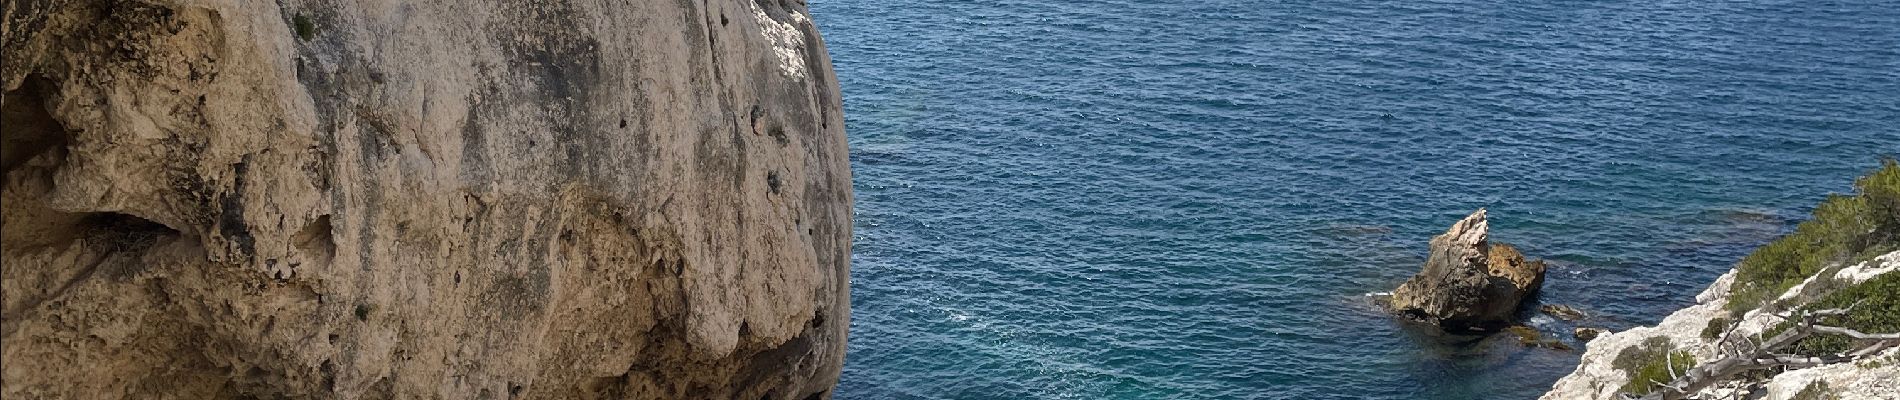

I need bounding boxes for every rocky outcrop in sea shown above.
[1,0,851,398]
[1389,209,1548,331]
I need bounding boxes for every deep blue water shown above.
[808,0,1900,398]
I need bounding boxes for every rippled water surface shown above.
[808,0,1900,398]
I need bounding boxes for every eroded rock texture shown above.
[0,0,850,398]
[1389,209,1546,331]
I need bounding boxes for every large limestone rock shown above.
[1,0,850,398]
[1389,209,1546,331]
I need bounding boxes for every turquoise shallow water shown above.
[808,0,1900,398]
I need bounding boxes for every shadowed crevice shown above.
[1,75,69,174]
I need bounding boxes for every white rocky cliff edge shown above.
[1,0,851,398]
[1541,251,1900,400]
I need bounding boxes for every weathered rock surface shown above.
[1389,209,1546,331]
[1,0,850,398]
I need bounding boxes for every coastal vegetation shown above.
[1613,337,1697,397]
[1699,317,1730,340]
[1726,159,1900,315]
[1617,277,1899,399]
[1589,161,1900,399]
[1764,272,1900,356]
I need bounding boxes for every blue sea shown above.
[808,0,1900,398]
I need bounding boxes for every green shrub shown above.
[1615,337,1698,396]
[1701,317,1731,340]
[1728,160,1900,314]
[1771,273,1900,356]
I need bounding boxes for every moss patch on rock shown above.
[293,14,316,41]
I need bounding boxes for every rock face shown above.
[1389,209,1546,331]
[1,0,850,398]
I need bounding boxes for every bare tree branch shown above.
[1809,326,1900,340]
[1627,304,1895,400]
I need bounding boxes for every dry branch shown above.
[1624,306,1899,400]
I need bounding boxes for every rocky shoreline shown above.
[1540,251,1900,400]
[1539,161,1900,399]
[1386,163,1900,399]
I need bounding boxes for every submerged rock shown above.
[2,0,850,398]
[1389,209,1547,331]
[1541,304,1590,321]
[1507,325,1574,351]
